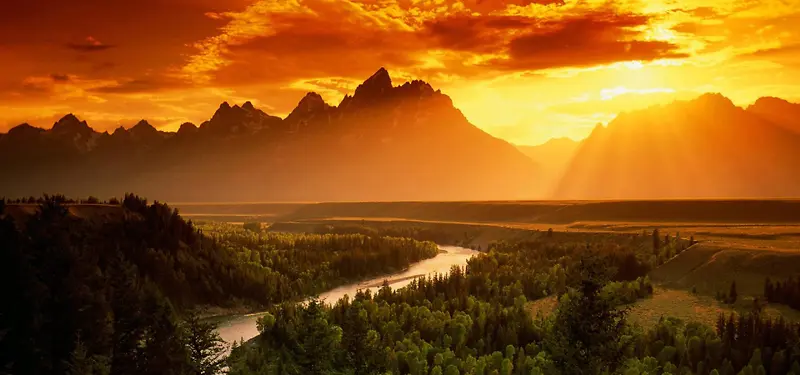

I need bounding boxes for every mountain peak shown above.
[8,123,44,136]
[397,80,435,98]
[693,92,735,109]
[242,101,255,111]
[177,122,198,135]
[747,96,800,134]
[299,92,326,107]
[752,96,791,106]
[129,120,161,140]
[51,113,93,136]
[133,119,152,128]
[285,92,333,128]
[353,67,393,99]
[131,119,156,131]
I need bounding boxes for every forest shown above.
[227,231,800,375]
[3,195,800,375]
[0,196,437,375]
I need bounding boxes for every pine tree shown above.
[764,278,774,301]
[545,253,631,375]
[653,229,661,251]
[729,281,738,304]
[183,311,227,375]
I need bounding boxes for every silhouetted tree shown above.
[242,222,261,233]
[729,281,738,304]
[545,253,631,375]
[183,311,226,375]
[765,278,774,301]
[653,229,661,251]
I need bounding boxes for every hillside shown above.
[746,96,800,134]
[555,94,800,199]
[0,68,539,202]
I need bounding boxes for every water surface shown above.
[215,245,478,347]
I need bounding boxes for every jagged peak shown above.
[302,92,323,101]
[286,92,332,125]
[52,113,91,131]
[369,67,390,83]
[397,79,435,97]
[132,119,153,129]
[112,126,128,135]
[297,92,327,107]
[8,123,44,135]
[130,120,160,138]
[242,101,255,111]
[58,113,81,123]
[219,102,231,110]
[353,67,393,98]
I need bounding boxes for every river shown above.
[214,245,479,348]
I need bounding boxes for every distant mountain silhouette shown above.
[0,68,538,201]
[517,138,581,195]
[555,94,800,199]
[746,97,800,134]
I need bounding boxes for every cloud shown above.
[89,78,184,94]
[742,44,800,59]
[421,15,533,52]
[189,1,695,89]
[66,36,114,52]
[50,74,71,82]
[497,11,687,70]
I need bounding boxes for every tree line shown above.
[765,277,800,311]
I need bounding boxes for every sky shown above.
[1,0,798,146]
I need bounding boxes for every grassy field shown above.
[529,287,800,329]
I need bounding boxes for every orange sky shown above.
[1,0,798,145]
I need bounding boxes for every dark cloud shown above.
[66,36,115,52]
[498,12,687,69]
[50,73,71,82]
[213,7,690,86]
[422,15,533,52]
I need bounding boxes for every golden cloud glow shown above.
[1,0,799,145]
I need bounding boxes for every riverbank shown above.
[214,245,479,349]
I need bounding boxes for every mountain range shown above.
[3,68,799,201]
[0,68,540,201]
[554,94,800,199]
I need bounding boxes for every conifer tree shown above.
[545,253,631,375]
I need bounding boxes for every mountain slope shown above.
[0,68,539,201]
[746,96,800,134]
[555,94,800,199]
